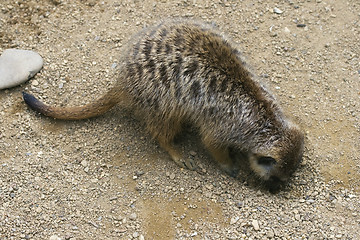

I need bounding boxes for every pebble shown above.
[189,151,197,156]
[170,173,175,180]
[49,235,61,240]
[129,213,137,220]
[273,7,283,14]
[230,216,239,225]
[139,235,145,240]
[267,229,275,238]
[0,49,43,89]
[236,201,244,208]
[32,80,39,86]
[133,232,139,238]
[81,160,88,167]
[252,220,260,231]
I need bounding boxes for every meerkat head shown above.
[249,124,304,192]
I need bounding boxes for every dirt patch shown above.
[1,0,359,239]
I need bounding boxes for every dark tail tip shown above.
[23,91,41,108]
[22,91,48,113]
[23,91,37,105]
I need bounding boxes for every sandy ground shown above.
[1,0,359,239]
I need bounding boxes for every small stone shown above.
[133,232,139,238]
[170,173,175,180]
[252,220,260,231]
[189,151,197,156]
[267,229,275,238]
[273,7,283,14]
[135,170,144,177]
[139,235,145,240]
[49,235,61,240]
[295,214,301,220]
[115,228,127,233]
[109,196,118,201]
[230,216,239,225]
[0,49,43,89]
[297,24,306,28]
[81,160,88,167]
[32,80,39,86]
[284,27,290,33]
[129,213,137,220]
[236,201,243,208]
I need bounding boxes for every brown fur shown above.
[23,19,304,191]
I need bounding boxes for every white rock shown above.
[49,235,62,240]
[0,49,43,89]
[273,7,283,14]
[133,232,139,238]
[252,219,260,231]
[129,213,137,220]
[230,216,239,225]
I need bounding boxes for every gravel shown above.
[1,0,359,239]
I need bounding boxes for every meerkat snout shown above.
[257,156,277,172]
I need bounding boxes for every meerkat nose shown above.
[266,176,283,193]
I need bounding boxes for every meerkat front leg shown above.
[148,118,197,170]
[157,138,196,170]
[203,140,239,177]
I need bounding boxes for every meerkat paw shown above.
[183,158,197,170]
[171,157,197,170]
[220,163,239,178]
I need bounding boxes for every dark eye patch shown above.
[257,156,276,166]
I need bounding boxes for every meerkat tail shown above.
[22,89,120,120]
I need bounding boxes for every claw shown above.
[184,158,197,170]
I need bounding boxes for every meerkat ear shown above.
[257,156,276,171]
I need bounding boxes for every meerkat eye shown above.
[257,156,276,170]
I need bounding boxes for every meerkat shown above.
[23,19,304,192]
